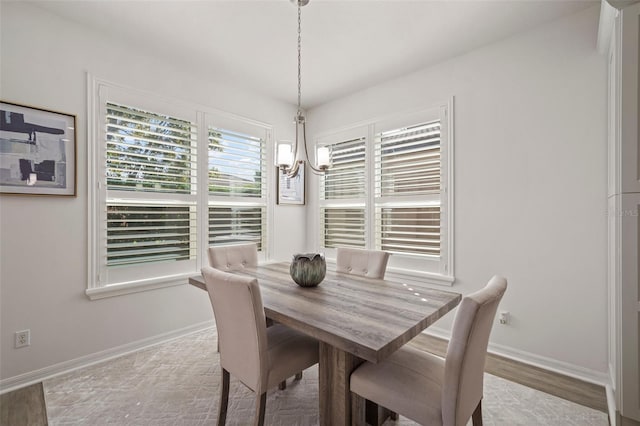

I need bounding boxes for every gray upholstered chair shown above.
[350,275,507,426]
[201,266,319,426]
[335,247,390,279]
[208,242,258,271]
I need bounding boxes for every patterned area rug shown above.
[43,328,607,425]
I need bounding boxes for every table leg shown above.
[318,342,364,426]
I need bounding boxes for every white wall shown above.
[0,2,306,383]
[307,5,609,380]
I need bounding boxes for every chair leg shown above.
[218,368,230,426]
[278,380,286,390]
[471,399,483,426]
[351,392,366,426]
[295,372,303,380]
[254,392,267,426]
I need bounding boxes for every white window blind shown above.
[375,120,441,197]
[374,119,442,257]
[106,103,197,194]
[375,205,440,256]
[321,136,366,200]
[321,207,366,248]
[208,125,267,251]
[105,103,197,267]
[320,134,366,249]
[208,206,265,250]
[107,203,196,266]
[208,127,265,198]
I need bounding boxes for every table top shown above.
[189,262,461,363]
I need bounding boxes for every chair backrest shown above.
[335,247,390,279]
[208,243,258,271]
[201,266,268,393]
[441,275,507,426]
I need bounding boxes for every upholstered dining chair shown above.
[201,266,319,426]
[335,247,390,279]
[208,243,302,389]
[208,242,258,271]
[350,275,508,426]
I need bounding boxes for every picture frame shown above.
[0,101,77,196]
[277,161,305,205]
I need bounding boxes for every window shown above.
[317,103,453,283]
[105,103,198,269]
[320,131,367,249]
[207,126,266,250]
[88,79,270,299]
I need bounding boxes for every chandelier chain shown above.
[297,3,302,112]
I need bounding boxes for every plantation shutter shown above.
[208,125,267,250]
[106,103,197,193]
[320,134,366,249]
[208,127,265,197]
[375,120,440,197]
[105,103,197,267]
[375,206,440,256]
[321,136,366,200]
[321,207,366,248]
[374,119,442,257]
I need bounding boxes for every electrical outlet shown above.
[499,311,510,325]
[15,330,30,348]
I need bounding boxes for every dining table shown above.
[189,261,461,426]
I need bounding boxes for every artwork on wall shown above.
[0,101,76,196]
[277,161,305,205]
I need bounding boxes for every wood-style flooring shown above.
[408,333,607,413]
[0,382,48,426]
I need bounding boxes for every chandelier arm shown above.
[302,122,326,175]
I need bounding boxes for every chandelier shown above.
[276,0,330,177]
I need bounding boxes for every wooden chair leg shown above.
[471,399,483,426]
[218,368,230,426]
[278,380,286,390]
[351,392,366,426]
[254,392,267,426]
[294,372,303,380]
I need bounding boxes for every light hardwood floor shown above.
[408,334,607,413]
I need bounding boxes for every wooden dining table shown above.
[189,262,461,426]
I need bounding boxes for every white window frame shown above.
[87,76,272,299]
[315,99,454,286]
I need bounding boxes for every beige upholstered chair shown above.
[207,243,302,388]
[201,266,319,426]
[350,275,507,426]
[208,242,258,271]
[335,247,390,279]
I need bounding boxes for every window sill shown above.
[325,260,454,287]
[86,273,193,300]
[384,267,455,287]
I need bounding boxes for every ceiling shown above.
[30,0,598,109]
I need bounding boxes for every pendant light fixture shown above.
[276,0,330,177]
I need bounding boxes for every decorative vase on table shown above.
[290,253,326,287]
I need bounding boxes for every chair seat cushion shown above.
[266,324,319,389]
[350,344,445,426]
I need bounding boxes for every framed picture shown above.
[0,101,77,196]
[277,161,305,205]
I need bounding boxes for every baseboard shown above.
[0,321,215,395]
[424,326,610,387]
[607,384,617,426]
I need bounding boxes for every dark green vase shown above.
[290,253,326,287]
